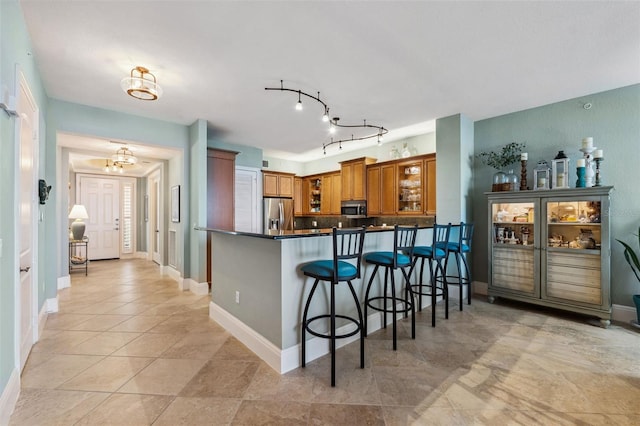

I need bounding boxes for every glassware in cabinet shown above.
[397,161,422,213]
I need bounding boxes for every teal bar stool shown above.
[411,223,451,327]
[300,226,366,387]
[363,225,418,350]
[438,222,474,310]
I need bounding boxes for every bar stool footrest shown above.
[365,296,413,315]
[304,314,362,340]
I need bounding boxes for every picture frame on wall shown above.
[171,185,180,223]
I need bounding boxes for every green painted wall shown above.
[473,84,640,306]
[207,138,263,169]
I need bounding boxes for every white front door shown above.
[17,72,39,371]
[79,176,120,260]
[148,170,161,264]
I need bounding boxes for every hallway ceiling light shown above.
[112,146,137,167]
[121,66,162,101]
[265,80,388,155]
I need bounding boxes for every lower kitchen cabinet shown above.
[487,186,613,327]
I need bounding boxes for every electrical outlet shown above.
[235,291,240,304]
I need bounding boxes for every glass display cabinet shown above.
[487,186,613,327]
[397,160,422,214]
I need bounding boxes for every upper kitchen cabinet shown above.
[424,155,436,215]
[367,163,396,216]
[397,158,423,214]
[294,177,304,215]
[263,171,294,198]
[340,157,377,201]
[321,172,342,215]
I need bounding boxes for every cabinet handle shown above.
[20,266,31,273]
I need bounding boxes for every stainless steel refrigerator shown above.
[263,198,294,231]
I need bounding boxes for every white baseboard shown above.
[210,302,284,373]
[188,279,209,295]
[57,275,70,290]
[46,296,59,313]
[134,251,149,260]
[612,304,637,324]
[209,300,418,375]
[38,302,48,339]
[0,368,20,425]
[165,266,183,287]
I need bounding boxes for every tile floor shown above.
[9,258,640,425]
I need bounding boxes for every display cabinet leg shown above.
[599,319,610,329]
[488,295,496,304]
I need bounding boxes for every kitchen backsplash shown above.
[294,215,435,230]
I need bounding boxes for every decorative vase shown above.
[492,170,507,192]
[633,295,640,329]
[506,169,520,191]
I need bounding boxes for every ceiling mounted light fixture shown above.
[266,80,388,154]
[112,146,137,167]
[121,66,162,101]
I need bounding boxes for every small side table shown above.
[69,237,89,275]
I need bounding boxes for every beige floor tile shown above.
[8,388,110,426]
[179,359,259,398]
[10,259,640,426]
[74,393,173,425]
[65,331,141,355]
[118,358,208,395]
[67,314,132,331]
[162,330,230,359]
[153,396,242,426]
[31,330,99,354]
[44,313,95,330]
[244,364,315,402]
[112,332,183,357]
[58,356,154,392]
[107,314,169,332]
[231,400,310,425]
[21,354,104,389]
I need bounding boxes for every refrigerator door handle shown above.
[278,202,284,230]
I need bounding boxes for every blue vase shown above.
[576,167,586,188]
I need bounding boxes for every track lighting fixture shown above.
[265,80,388,153]
[295,90,303,111]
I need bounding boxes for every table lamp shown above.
[69,204,89,241]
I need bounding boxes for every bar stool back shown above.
[438,222,474,310]
[363,225,418,350]
[411,223,451,327]
[300,226,366,387]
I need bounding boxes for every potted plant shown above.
[616,225,640,328]
[477,142,526,191]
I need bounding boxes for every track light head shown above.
[295,91,302,111]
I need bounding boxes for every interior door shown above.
[235,167,260,233]
[17,72,38,371]
[79,176,120,260]
[148,170,161,264]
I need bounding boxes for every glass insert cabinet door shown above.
[397,160,422,213]
[543,198,603,305]
[490,200,538,297]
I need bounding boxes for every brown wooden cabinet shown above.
[207,148,238,284]
[366,153,436,216]
[320,173,341,215]
[366,166,381,215]
[340,157,376,201]
[294,177,303,215]
[424,156,436,215]
[263,171,294,198]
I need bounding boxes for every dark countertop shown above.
[194,225,431,240]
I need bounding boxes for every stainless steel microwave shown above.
[341,201,367,218]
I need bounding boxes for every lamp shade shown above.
[68,204,89,220]
[69,204,89,241]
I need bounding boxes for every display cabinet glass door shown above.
[397,160,422,213]
[309,178,321,213]
[490,200,538,297]
[543,198,604,306]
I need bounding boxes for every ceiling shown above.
[19,1,640,171]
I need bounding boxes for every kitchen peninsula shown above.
[197,225,434,374]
